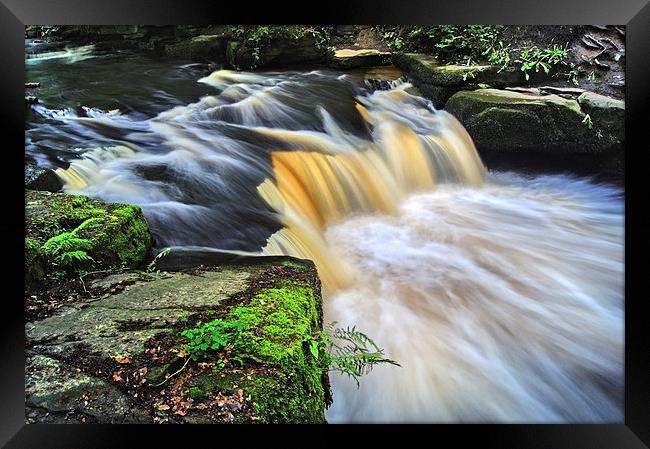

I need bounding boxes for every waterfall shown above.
[51,68,624,422]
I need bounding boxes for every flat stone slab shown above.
[27,268,253,358]
[26,257,329,424]
[331,48,392,69]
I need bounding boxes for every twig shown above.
[150,357,191,388]
[80,269,119,279]
[602,37,622,53]
[584,34,606,50]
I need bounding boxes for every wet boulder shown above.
[165,34,228,60]
[26,257,329,424]
[25,164,63,192]
[444,88,624,155]
[577,91,625,141]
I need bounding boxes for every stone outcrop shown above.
[331,49,392,69]
[444,88,624,154]
[394,53,525,108]
[25,165,63,193]
[227,34,332,70]
[26,257,329,424]
[164,34,228,60]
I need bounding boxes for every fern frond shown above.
[326,324,400,388]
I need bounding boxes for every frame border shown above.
[2,0,648,446]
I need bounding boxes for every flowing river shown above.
[26,43,624,423]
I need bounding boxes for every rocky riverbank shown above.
[25,25,625,178]
[25,188,330,423]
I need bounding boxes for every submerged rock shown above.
[26,257,329,424]
[444,88,624,155]
[331,49,392,69]
[25,190,152,291]
[394,53,524,108]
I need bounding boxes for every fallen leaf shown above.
[112,371,124,383]
[157,404,170,411]
[114,355,131,364]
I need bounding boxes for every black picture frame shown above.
[2,0,648,446]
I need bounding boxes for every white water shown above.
[46,67,624,422]
[26,44,96,64]
[324,173,623,422]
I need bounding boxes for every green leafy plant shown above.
[382,29,404,50]
[181,311,247,361]
[378,25,503,64]
[140,247,171,278]
[484,41,511,72]
[318,323,400,387]
[180,315,399,386]
[565,62,581,86]
[515,43,568,81]
[582,113,594,129]
[42,231,93,268]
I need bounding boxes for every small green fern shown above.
[42,231,93,267]
[140,247,171,278]
[324,322,400,387]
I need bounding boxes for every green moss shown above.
[26,237,47,290]
[25,191,153,290]
[231,280,325,423]
[77,205,152,266]
[25,238,42,266]
[240,369,325,424]
[185,386,209,400]
[177,277,327,423]
[183,371,241,399]
[281,260,307,270]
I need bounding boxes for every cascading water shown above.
[28,53,623,423]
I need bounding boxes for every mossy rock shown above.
[25,164,63,192]
[577,92,625,143]
[26,354,150,423]
[25,190,152,291]
[26,257,329,424]
[393,53,525,108]
[444,88,622,155]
